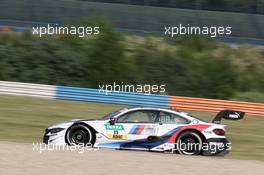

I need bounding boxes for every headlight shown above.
[49,128,65,134]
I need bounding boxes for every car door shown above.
[115,110,159,140]
[156,111,190,136]
[102,110,159,150]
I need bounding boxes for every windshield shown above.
[101,110,122,120]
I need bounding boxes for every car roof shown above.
[121,106,178,112]
[117,107,193,118]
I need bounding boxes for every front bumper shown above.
[43,128,67,145]
[202,138,230,156]
[43,135,49,144]
[43,128,51,144]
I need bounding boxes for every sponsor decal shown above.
[105,124,127,140]
[105,124,124,131]
[109,134,127,140]
[129,125,145,135]
[229,112,240,119]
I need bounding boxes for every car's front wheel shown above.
[176,131,203,155]
[66,124,94,146]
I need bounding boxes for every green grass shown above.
[0,95,125,142]
[0,95,263,161]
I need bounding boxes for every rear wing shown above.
[212,110,245,124]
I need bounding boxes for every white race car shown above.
[43,107,244,155]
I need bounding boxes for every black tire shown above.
[66,124,94,146]
[176,131,203,155]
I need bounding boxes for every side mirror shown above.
[109,117,115,125]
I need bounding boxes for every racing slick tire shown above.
[176,131,203,155]
[66,124,95,147]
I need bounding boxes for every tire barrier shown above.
[0,81,263,116]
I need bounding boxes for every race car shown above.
[43,107,244,155]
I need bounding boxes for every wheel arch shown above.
[175,128,207,143]
[65,122,97,145]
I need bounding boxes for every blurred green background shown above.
[0,0,263,39]
[0,0,263,161]
[0,27,264,102]
[80,0,264,14]
[0,0,263,102]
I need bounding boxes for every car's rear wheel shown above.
[66,124,94,146]
[176,131,203,155]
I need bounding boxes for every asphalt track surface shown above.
[0,142,263,175]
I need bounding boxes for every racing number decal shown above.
[105,124,127,140]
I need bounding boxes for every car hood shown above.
[48,118,106,129]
